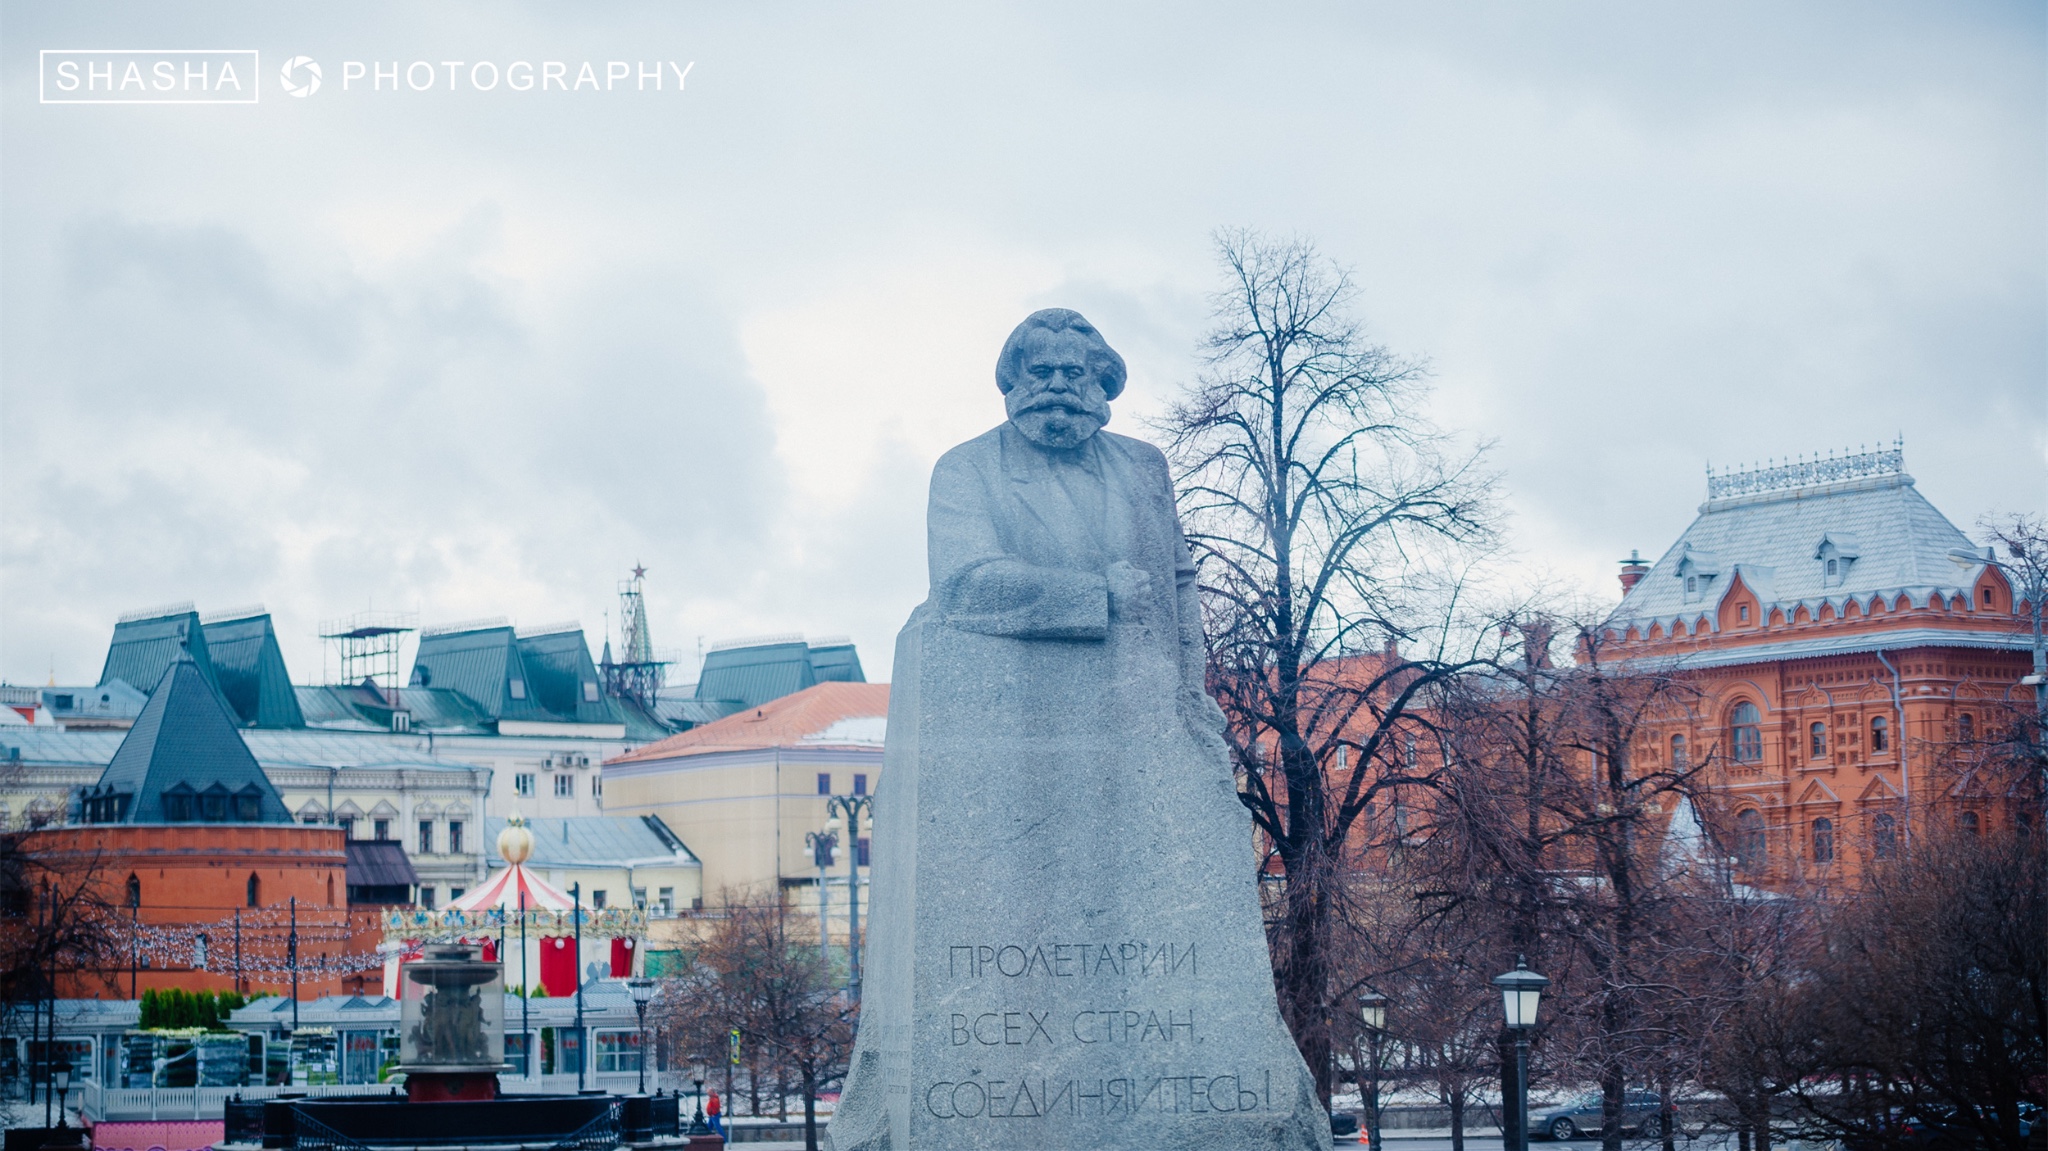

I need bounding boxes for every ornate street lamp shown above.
[1358,992,1388,1151]
[52,1058,72,1129]
[1494,958,1550,1151]
[627,978,657,1094]
[825,794,875,1001]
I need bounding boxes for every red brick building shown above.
[1602,446,2035,884]
[33,656,370,997]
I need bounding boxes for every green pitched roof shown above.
[693,639,867,710]
[200,613,305,729]
[515,629,618,724]
[410,623,619,726]
[83,658,290,824]
[99,608,217,699]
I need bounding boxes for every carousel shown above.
[382,814,649,1000]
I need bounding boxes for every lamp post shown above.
[52,1058,72,1128]
[1493,958,1550,1151]
[1950,544,2048,819]
[805,829,837,953]
[824,794,874,1001]
[689,1073,709,1135]
[627,978,656,1094]
[571,882,586,1093]
[1358,991,1387,1151]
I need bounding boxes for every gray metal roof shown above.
[346,839,421,887]
[484,814,698,867]
[40,681,147,724]
[86,658,292,823]
[1628,627,2032,671]
[1611,464,1981,635]
[202,613,306,729]
[295,683,494,734]
[1,726,465,776]
[652,697,740,728]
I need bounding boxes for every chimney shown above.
[1618,549,1649,595]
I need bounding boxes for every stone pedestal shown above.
[832,612,1325,1151]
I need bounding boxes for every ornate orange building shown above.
[1603,445,2035,884]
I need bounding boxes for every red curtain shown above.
[539,935,578,997]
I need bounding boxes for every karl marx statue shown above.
[833,310,1325,1151]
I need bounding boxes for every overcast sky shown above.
[3,1,2042,689]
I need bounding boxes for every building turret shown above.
[1618,549,1649,594]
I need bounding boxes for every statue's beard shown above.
[1007,391,1110,451]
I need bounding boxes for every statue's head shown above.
[995,308,1126,450]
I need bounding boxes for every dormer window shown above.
[509,678,527,700]
[1676,548,1721,603]
[1814,533,1860,589]
[162,784,197,822]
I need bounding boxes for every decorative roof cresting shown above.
[1706,438,1905,502]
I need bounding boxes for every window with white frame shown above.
[554,774,574,798]
[515,774,536,798]
[594,1030,642,1072]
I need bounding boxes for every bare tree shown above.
[1,831,124,1126]
[1427,615,1715,1151]
[1779,824,2043,1151]
[657,895,856,1151]
[1161,228,1495,1100]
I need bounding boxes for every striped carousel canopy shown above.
[382,814,646,943]
[449,861,573,913]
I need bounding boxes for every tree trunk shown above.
[1449,1090,1465,1151]
[1659,1080,1676,1151]
[1278,848,1333,1104]
[802,1065,820,1151]
[1600,1052,1625,1151]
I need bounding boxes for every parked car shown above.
[1330,1111,1363,1145]
[1531,1090,1674,1140]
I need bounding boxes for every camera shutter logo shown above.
[279,56,321,97]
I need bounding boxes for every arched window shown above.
[1812,817,1834,863]
[1872,813,1896,859]
[125,874,141,908]
[1960,810,1980,836]
[1870,715,1889,752]
[1670,734,1688,769]
[1957,713,1975,742]
[246,874,260,908]
[1735,809,1766,871]
[1730,702,1763,763]
[1809,722,1827,759]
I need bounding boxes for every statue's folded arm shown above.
[938,558,1109,640]
[928,443,1110,641]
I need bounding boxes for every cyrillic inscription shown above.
[922,1070,1273,1119]
[945,941,1198,979]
